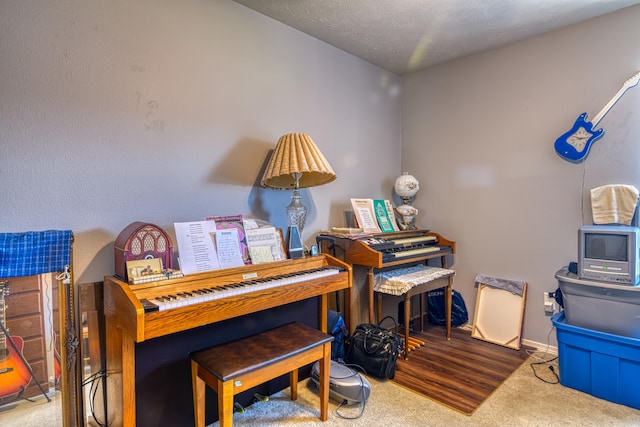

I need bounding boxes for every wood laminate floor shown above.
[392,324,532,415]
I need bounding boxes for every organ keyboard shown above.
[317,229,455,269]
[104,254,351,426]
[385,245,441,260]
[369,234,437,250]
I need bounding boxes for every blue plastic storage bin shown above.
[552,311,640,410]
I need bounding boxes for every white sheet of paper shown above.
[215,228,245,269]
[243,218,260,230]
[248,246,274,264]
[174,221,221,275]
[246,226,286,262]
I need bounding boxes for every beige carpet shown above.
[207,353,640,427]
[2,354,639,426]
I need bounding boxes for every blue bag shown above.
[327,310,348,361]
[427,287,468,326]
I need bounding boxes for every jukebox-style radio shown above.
[114,222,174,282]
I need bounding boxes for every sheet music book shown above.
[206,214,251,265]
[245,226,286,264]
[214,227,245,269]
[350,198,382,233]
[373,199,400,232]
[174,221,221,275]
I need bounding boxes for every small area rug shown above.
[392,325,531,415]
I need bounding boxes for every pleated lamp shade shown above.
[261,133,336,189]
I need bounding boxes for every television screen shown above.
[585,233,628,262]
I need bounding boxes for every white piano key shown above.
[148,266,341,312]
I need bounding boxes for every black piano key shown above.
[140,298,159,313]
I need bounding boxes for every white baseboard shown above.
[521,338,558,355]
[459,324,557,355]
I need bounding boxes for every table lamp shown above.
[261,133,336,258]
[394,172,419,230]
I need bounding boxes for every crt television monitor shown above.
[578,225,640,285]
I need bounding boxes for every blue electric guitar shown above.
[555,71,640,163]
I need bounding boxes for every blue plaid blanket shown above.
[0,230,72,278]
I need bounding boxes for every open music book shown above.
[351,198,399,233]
[174,220,222,275]
[174,218,288,275]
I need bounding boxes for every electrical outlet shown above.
[543,292,556,313]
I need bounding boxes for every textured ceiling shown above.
[233,0,640,75]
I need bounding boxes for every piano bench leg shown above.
[404,295,410,359]
[290,369,298,401]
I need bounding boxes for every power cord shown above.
[82,367,108,427]
[526,324,555,360]
[308,360,369,420]
[334,362,368,420]
[527,324,560,384]
[335,390,367,420]
[530,356,559,384]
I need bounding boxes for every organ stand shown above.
[104,254,351,427]
[317,229,455,337]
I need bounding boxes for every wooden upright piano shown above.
[104,254,351,427]
[317,229,455,340]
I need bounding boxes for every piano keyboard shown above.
[140,266,343,313]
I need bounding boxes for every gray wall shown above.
[402,5,640,345]
[1,0,401,282]
[2,0,640,347]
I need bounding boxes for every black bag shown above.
[345,316,404,379]
[427,287,469,326]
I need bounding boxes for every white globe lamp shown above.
[394,172,419,230]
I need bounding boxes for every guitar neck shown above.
[0,293,5,352]
[591,72,640,126]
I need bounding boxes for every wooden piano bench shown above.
[190,322,333,427]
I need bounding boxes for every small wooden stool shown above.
[190,322,333,427]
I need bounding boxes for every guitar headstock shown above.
[624,71,640,89]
